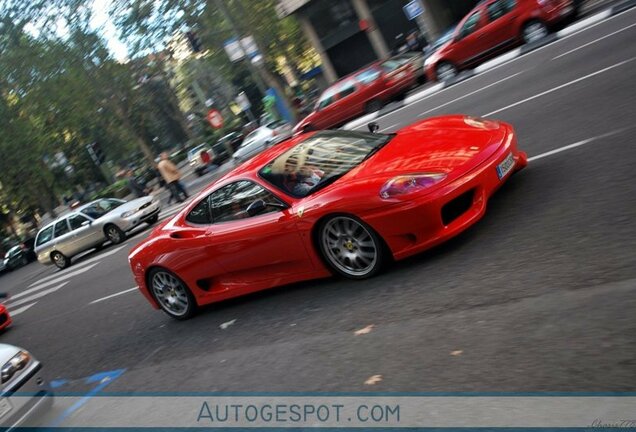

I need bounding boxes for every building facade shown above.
[278,0,479,82]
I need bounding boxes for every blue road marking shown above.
[50,368,126,427]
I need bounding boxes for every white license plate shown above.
[0,397,12,419]
[496,152,515,180]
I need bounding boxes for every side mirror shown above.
[368,122,380,133]
[81,220,92,227]
[246,199,267,217]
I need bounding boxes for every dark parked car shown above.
[2,245,30,272]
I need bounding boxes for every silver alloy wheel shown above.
[321,217,378,277]
[436,63,457,82]
[106,225,123,243]
[523,21,548,44]
[151,271,190,317]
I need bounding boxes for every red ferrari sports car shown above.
[129,115,528,319]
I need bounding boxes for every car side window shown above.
[459,10,482,38]
[36,226,54,247]
[317,87,338,109]
[186,198,212,225]
[356,68,381,84]
[210,181,284,223]
[487,0,516,21]
[54,219,71,238]
[338,80,357,99]
[68,214,91,230]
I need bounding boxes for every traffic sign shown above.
[206,109,224,129]
[403,0,424,20]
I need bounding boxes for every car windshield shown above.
[435,26,456,47]
[240,129,266,148]
[80,199,125,219]
[259,130,393,198]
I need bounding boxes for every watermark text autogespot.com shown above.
[590,419,636,428]
[197,402,400,425]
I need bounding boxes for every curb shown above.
[343,0,634,131]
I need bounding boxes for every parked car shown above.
[215,132,244,158]
[35,196,161,269]
[232,121,292,164]
[391,51,426,84]
[187,144,214,177]
[2,245,30,272]
[293,59,417,133]
[425,0,575,81]
[423,25,457,60]
[0,343,53,428]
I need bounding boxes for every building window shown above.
[307,0,358,42]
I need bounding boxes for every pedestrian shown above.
[157,152,189,203]
[125,170,147,198]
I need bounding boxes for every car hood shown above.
[0,344,21,364]
[354,115,507,180]
[292,113,317,134]
[104,197,153,217]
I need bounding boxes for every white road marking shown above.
[553,22,636,59]
[528,128,629,162]
[474,48,522,73]
[89,287,138,305]
[9,302,37,316]
[482,57,635,117]
[29,245,125,288]
[16,263,99,300]
[380,122,404,132]
[421,72,524,116]
[7,282,69,308]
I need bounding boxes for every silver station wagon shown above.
[34,196,160,269]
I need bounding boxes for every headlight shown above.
[380,173,447,199]
[121,210,136,218]
[1,351,30,383]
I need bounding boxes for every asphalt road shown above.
[1,7,635,407]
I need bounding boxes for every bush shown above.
[89,179,129,200]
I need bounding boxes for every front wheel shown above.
[148,268,197,320]
[105,224,126,244]
[522,20,548,44]
[318,216,387,279]
[51,251,70,270]
[436,62,457,82]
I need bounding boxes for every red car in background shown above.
[293,59,416,134]
[425,0,575,81]
[129,115,527,320]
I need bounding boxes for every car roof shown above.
[37,198,116,232]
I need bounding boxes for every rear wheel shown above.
[51,251,70,270]
[522,20,548,44]
[318,216,386,279]
[105,224,125,244]
[148,268,197,320]
[436,62,457,82]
